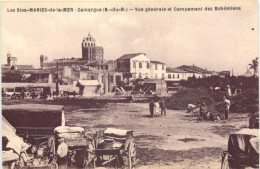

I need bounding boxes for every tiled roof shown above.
[177,65,211,74]
[166,68,188,73]
[117,53,145,60]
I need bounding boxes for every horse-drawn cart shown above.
[93,128,137,169]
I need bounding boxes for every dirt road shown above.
[64,102,248,169]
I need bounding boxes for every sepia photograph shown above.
[1,0,259,169]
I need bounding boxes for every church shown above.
[40,33,104,68]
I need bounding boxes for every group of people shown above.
[198,96,230,122]
[149,98,166,118]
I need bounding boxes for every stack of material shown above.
[104,128,132,139]
[54,126,85,139]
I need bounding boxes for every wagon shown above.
[19,138,58,169]
[221,128,259,169]
[93,128,137,169]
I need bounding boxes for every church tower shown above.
[82,33,104,62]
[7,53,17,67]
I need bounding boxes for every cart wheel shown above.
[50,162,58,169]
[221,153,230,169]
[128,139,136,169]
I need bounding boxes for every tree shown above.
[249,57,258,78]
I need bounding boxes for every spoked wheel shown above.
[127,139,136,169]
[49,162,58,169]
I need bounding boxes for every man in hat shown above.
[57,138,68,169]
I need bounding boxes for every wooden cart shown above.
[93,129,136,169]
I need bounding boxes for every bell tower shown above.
[82,33,96,62]
[82,33,104,63]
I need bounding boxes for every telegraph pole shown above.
[56,61,59,94]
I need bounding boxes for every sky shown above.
[1,0,258,75]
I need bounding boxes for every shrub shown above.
[231,89,259,113]
[166,87,259,114]
[165,88,219,110]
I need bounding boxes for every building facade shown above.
[150,61,166,79]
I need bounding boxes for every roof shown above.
[167,68,188,73]
[100,60,115,65]
[143,79,167,84]
[117,53,145,60]
[178,65,211,74]
[85,60,102,66]
[2,104,64,112]
[77,80,100,86]
[79,65,91,71]
[150,61,165,65]
[235,128,259,137]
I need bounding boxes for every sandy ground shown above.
[64,102,249,169]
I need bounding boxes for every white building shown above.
[150,61,166,79]
[165,68,193,81]
[117,53,151,82]
[116,53,167,83]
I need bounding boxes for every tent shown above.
[76,80,100,96]
[2,116,16,137]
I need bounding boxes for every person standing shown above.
[149,100,155,118]
[199,103,207,121]
[223,97,230,120]
[57,138,68,169]
[160,98,166,116]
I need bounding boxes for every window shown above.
[155,64,157,70]
[139,62,142,69]
[117,62,120,69]
[168,74,171,79]
[162,64,164,70]
[110,76,114,83]
[139,73,142,78]
[102,76,104,83]
[91,75,95,80]
[162,73,165,79]
[133,61,136,68]
[147,63,149,69]
[177,74,179,79]
[173,74,175,79]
